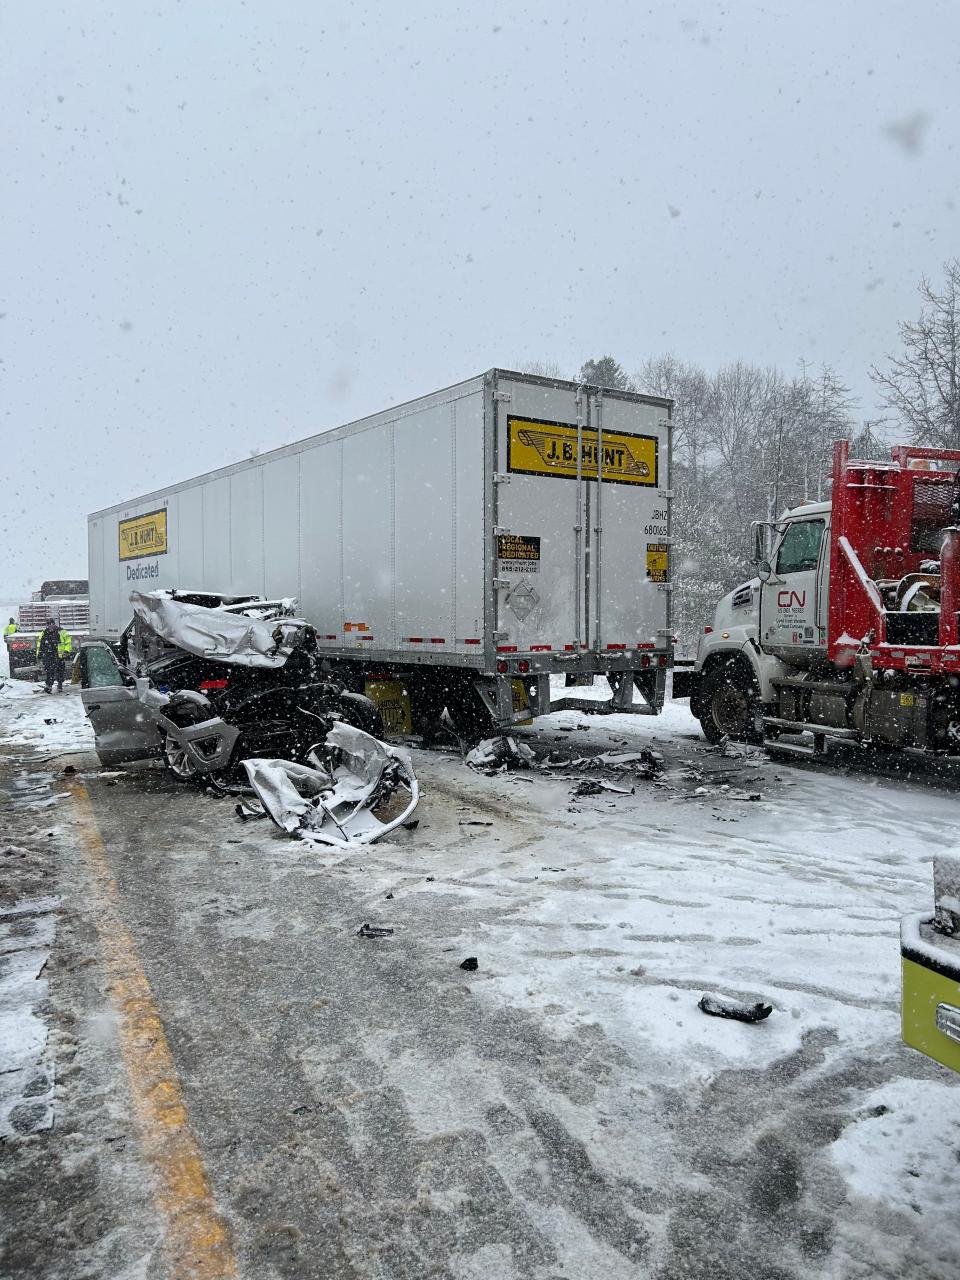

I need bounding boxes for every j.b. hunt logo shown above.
[507,417,658,487]
[777,589,806,608]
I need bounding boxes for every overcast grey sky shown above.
[3,1,957,598]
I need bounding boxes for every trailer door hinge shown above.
[493,577,511,588]
[494,525,509,536]
[657,583,673,593]
[658,490,674,500]
[493,472,511,484]
[493,390,512,403]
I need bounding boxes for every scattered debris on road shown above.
[459,956,478,971]
[466,736,536,772]
[357,923,394,939]
[698,992,773,1023]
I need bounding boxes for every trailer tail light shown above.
[496,660,508,674]
[658,654,668,668]
[517,660,530,674]
[199,679,229,691]
[640,655,651,668]
[703,626,713,634]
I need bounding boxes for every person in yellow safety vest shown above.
[4,617,16,639]
[36,619,72,693]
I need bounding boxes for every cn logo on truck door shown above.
[777,589,806,609]
[761,519,824,650]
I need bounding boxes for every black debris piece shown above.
[459,819,493,827]
[385,892,394,900]
[698,992,773,1023]
[459,956,479,971]
[357,923,394,939]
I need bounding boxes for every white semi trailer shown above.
[87,369,674,735]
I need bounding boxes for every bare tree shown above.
[636,354,710,483]
[870,259,960,448]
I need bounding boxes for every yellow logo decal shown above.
[118,509,168,561]
[508,417,658,487]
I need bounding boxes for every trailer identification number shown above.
[508,417,658,487]
[118,509,168,561]
[497,533,540,573]
[646,543,668,583]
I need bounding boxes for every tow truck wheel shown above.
[161,732,200,783]
[697,663,760,745]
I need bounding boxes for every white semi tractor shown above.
[87,369,675,736]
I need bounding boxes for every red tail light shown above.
[517,660,530,674]
[496,660,507,674]
[703,626,713,634]
[199,678,229,691]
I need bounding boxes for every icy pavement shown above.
[3,679,960,1277]
[0,896,59,1137]
[0,677,94,755]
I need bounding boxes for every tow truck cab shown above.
[680,440,960,757]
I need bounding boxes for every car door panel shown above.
[78,642,160,765]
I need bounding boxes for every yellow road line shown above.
[68,779,238,1280]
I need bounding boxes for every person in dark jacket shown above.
[36,619,69,693]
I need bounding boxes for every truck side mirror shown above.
[750,523,765,566]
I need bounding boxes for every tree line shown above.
[525,258,960,653]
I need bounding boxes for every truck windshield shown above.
[776,519,825,575]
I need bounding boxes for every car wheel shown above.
[337,691,384,738]
[162,732,200,783]
[697,663,760,744]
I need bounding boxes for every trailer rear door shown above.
[492,376,670,656]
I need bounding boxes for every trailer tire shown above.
[337,691,385,738]
[697,661,761,745]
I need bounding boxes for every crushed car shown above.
[76,590,419,842]
[77,590,386,781]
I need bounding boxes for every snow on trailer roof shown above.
[88,368,673,520]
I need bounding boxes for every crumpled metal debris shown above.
[131,590,289,668]
[465,736,536,771]
[242,722,419,847]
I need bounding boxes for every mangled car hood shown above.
[130,590,286,668]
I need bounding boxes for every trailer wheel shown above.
[697,662,760,745]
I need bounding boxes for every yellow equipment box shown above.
[901,913,960,1075]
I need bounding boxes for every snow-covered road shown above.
[1,677,958,1278]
